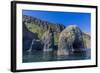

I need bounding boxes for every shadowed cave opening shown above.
[72,40,82,51]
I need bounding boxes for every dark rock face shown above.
[57,25,85,56]
[42,29,55,51]
[23,21,38,40]
[23,21,42,51]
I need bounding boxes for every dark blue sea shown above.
[23,48,91,63]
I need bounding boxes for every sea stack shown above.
[57,25,85,56]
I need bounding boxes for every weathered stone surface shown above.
[83,33,91,48]
[23,15,91,55]
[42,29,54,52]
[23,21,42,51]
[23,15,65,33]
[57,25,85,56]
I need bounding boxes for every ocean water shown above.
[23,48,91,63]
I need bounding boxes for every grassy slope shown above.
[26,23,45,39]
[25,23,59,45]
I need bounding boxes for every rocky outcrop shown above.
[23,15,65,33]
[23,21,38,40]
[23,21,43,51]
[22,14,64,52]
[23,15,65,51]
[42,29,54,51]
[23,15,91,56]
[83,33,91,48]
[57,25,85,56]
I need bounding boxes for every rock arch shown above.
[57,25,85,56]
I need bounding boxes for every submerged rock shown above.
[57,25,85,56]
